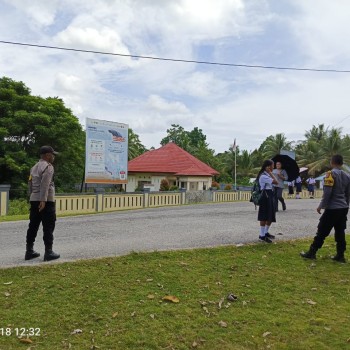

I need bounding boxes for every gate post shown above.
[0,185,11,216]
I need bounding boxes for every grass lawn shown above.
[1,238,349,350]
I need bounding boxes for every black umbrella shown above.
[271,154,299,182]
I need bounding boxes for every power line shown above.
[1,40,350,73]
[333,115,350,127]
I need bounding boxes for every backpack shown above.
[250,179,266,209]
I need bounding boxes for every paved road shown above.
[0,199,323,268]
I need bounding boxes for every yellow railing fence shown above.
[4,189,325,216]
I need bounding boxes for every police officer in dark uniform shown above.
[300,155,350,263]
[25,146,60,261]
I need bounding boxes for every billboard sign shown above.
[85,118,128,184]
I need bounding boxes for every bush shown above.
[8,199,29,216]
[211,181,220,190]
[160,179,170,191]
[224,184,232,190]
[169,185,179,191]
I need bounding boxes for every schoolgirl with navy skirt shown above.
[257,160,279,243]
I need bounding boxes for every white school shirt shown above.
[306,178,316,185]
[288,180,295,187]
[295,176,302,183]
[259,172,274,190]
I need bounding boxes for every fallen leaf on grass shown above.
[163,295,180,303]
[307,299,317,305]
[3,281,13,285]
[4,292,10,297]
[263,332,271,337]
[202,307,209,314]
[347,337,350,343]
[311,288,317,291]
[19,338,33,344]
[131,311,136,317]
[324,327,331,331]
[192,341,198,348]
[146,278,153,282]
[227,293,238,302]
[147,294,155,299]
[150,314,155,319]
[218,297,224,309]
[218,320,227,328]
[112,312,118,318]
[236,243,244,247]
[71,329,83,335]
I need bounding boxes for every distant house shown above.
[126,142,219,192]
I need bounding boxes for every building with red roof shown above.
[126,142,219,192]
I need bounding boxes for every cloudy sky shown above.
[1,0,350,153]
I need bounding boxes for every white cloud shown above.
[1,0,350,155]
[55,26,130,55]
[3,0,59,27]
[290,0,350,66]
[147,95,190,114]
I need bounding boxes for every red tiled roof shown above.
[128,142,219,176]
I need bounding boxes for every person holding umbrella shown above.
[272,161,288,211]
[272,154,299,205]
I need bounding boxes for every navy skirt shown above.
[288,186,294,195]
[296,183,302,192]
[258,189,276,222]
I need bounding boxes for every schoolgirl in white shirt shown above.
[257,160,279,243]
[306,176,316,198]
[295,176,302,199]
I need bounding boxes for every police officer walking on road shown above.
[25,146,60,261]
[300,155,350,263]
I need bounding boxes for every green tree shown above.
[0,77,85,196]
[304,124,328,142]
[260,133,293,158]
[160,124,221,175]
[128,128,147,160]
[298,126,350,174]
[160,124,191,151]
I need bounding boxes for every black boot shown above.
[331,253,346,263]
[44,246,60,261]
[300,246,317,260]
[25,244,40,260]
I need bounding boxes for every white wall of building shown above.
[126,174,213,192]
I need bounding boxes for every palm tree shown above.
[236,150,256,177]
[304,124,328,142]
[261,133,293,159]
[128,129,147,160]
[298,127,350,174]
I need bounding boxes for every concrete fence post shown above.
[0,184,11,216]
[180,189,186,205]
[143,192,149,208]
[94,188,105,212]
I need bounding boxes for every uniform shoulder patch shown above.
[324,171,334,187]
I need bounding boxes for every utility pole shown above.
[232,139,237,191]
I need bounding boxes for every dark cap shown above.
[40,146,58,155]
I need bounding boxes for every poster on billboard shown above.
[85,118,128,184]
